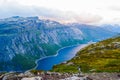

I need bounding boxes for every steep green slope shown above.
[52,36,120,73]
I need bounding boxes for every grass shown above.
[52,36,120,73]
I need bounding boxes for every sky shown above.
[0,0,120,25]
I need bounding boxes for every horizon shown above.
[0,0,120,25]
[1,16,120,26]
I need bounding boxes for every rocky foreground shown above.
[0,71,120,80]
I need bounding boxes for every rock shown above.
[66,62,74,65]
[60,76,87,80]
[21,76,42,80]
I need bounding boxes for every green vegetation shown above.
[40,43,61,56]
[12,54,37,70]
[52,36,120,73]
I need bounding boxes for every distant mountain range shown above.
[100,24,120,33]
[0,16,118,71]
[52,35,120,73]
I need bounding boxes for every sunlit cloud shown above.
[0,0,120,24]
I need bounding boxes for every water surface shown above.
[36,44,88,70]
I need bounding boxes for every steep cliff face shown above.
[0,16,116,71]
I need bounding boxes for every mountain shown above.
[100,24,120,33]
[0,16,116,71]
[52,35,120,73]
[68,23,117,41]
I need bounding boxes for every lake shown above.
[35,44,89,70]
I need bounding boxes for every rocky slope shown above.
[52,35,120,73]
[0,16,116,71]
[0,71,120,80]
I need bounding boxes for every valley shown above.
[0,16,116,71]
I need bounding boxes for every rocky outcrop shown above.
[1,71,120,80]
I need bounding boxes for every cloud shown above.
[0,2,37,18]
[0,0,102,24]
[39,12,103,24]
[0,0,64,20]
[109,6,120,11]
[69,13,102,24]
[3,0,120,25]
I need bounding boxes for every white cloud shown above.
[0,0,120,24]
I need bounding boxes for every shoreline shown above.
[32,44,83,70]
[31,42,93,71]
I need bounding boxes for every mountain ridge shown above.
[0,16,117,71]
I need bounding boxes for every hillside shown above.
[52,36,120,73]
[0,16,116,71]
